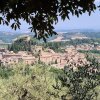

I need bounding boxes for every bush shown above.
[53,59,100,100]
[0,67,14,79]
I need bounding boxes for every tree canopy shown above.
[0,0,99,41]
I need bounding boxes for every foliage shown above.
[0,63,60,100]
[78,50,100,54]
[0,66,14,79]
[8,38,100,53]
[8,37,38,52]
[53,58,100,100]
[42,41,66,52]
[0,0,99,41]
[42,39,98,52]
[0,58,100,100]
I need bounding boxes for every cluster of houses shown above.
[0,49,36,66]
[32,45,87,68]
[0,46,88,68]
[39,46,87,68]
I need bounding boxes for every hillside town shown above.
[0,45,89,69]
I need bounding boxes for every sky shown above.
[54,9,100,31]
[55,0,100,31]
[0,0,100,33]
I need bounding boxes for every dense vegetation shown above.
[0,58,100,100]
[55,57,100,100]
[9,37,100,53]
[42,38,100,52]
[0,63,61,100]
[8,37,39,52]
[79,50,100,54]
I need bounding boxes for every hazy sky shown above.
[0,0,100,32]
[55,9,100,31]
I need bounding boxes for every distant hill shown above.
[0,30,100,43]
[56,29,100,33]
[50,30,100,42]
[0,31,34,43]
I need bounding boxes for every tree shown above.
[53,58,100,100]
[0,0,99,41]
[0,63,57,100]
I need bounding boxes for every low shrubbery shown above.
[0,59,99,100]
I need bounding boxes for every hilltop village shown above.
[0,45,88,69]
[1,35,100,69]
